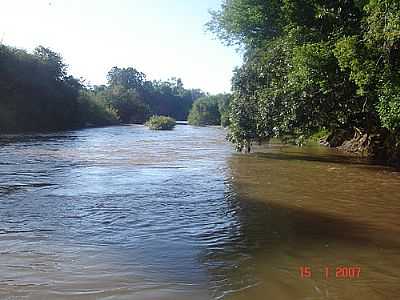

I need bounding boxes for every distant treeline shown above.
[188,94,231,126]
[0,44,205,133]
[208,0,400,163]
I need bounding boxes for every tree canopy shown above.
[0,44,117,132]
[95,67,205,124]
[188,94,231,126]
[208,0,400,158]
[0,44,205,133]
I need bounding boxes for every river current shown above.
[0,125,399,299]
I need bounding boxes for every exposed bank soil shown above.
[320,128,400,167]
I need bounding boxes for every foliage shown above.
[102,85,150,124]
[208,0,400,155]
[145,115,176,130]
[99,67,205,123]
[187,94,231,126]
[307,128,331,143]
[218,94,232,127]
[188,96,220,126]
[76,91,119,126]
[107,66,146,89]
[0,44,83,132]
[0,45,205,133]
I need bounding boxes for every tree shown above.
[188,94,231,126]
[0,44,206,132]
[208,0,400,161]
[0,44,118,132]
[107,67,146,90]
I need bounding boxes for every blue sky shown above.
[0,0,242,94]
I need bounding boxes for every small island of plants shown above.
[145,115,176,130]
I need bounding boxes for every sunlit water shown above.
[0,125,399,299]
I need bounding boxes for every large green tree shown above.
[208,0,400,158]
[0,44,205,133]
[101,67,205,122]
[188,94,231,126]
[0,44,119,132]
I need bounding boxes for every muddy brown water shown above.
[0,125,399,299]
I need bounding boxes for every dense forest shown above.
[208,0,400,163]
[188,94,231,126]
[0,44,204,133]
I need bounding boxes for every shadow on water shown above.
[252,148,396,170]
[205,193,400,300]
[203,149,400,300]
[1,126,400,300]
[235,196,398,248]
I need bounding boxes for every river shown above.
[0,125,399,299]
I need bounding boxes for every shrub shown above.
[145,115,176,130]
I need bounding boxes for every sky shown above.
[0,0,242,94]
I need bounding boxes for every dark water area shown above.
[0,125,399,299]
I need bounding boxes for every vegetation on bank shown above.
[98,67,205,123]
[188,94,231,126]
[0,44,205,133]
[0,45,119,132]
[208,0,400,164]
[77,90,120,127]
[145,115,176,130]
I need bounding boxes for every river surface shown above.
[0,125,399,299]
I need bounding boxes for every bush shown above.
[145,115,176,130]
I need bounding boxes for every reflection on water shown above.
[0,126,399,299]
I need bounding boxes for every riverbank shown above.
[317,128,400,168]
[271,128,400,168]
